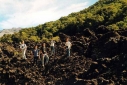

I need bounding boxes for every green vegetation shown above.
[0,0,127,43]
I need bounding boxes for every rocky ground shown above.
[0,26,127,85]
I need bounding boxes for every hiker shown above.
[50,39,55,56]
[20,40,27,59]
[40,43,49,67]
[65,38,72,57]
[31,45,40,65]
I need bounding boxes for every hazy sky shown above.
[0,0,98,30]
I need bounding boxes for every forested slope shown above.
[0,0,127,43]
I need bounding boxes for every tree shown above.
[29,36,40,42]
[107,24,119,30]
[19,31,28,41]
[0,34,12,43]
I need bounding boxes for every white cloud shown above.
[0,0,89,29]
[0,7,58,28]
[58,2,88,16]
[67,2,88,11]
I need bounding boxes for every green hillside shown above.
[1,0,127,42]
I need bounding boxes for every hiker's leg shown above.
[53,46,55,55]
[45,55,49,64]
[67,48,70,57]
[66,49,69,57]
[68,49,70,57]
[36,57,38,65]
[23,49,27,59]
[22,50,24,59]
[51,46,53,56]
[33,57,35,65]
[42,55,44,66]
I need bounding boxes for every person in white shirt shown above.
[20,40,27,59]
[50,39,55,56]
[65,38,72,57]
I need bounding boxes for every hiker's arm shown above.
[39,51,40,59]
[24,45,27,50]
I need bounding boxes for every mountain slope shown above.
[0,0,127,42]
[0,27,127,85]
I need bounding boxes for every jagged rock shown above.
[59,32,69,42]
[0,29,127,85]
[95,25,110,34]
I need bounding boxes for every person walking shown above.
[20,40,27,59]
[32,45,40,65]
[65,38,72,57]
[40,43,49,67]
[50,39,55,56]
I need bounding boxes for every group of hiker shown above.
[19,38,72,67]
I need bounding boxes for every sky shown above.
[0,0,98,30]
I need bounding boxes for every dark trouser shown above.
[66,48,70,57]
[34,56,38,65]
[42,54,49,66]
[51,46,55,56]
